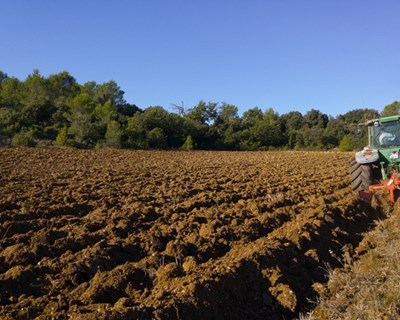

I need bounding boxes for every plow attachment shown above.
[368,172,400,204]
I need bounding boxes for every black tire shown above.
[350,158,372,192]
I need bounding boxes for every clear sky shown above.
[1,0,399,116]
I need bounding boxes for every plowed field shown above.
[0,149,382,319]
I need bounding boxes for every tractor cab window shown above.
[371,121,400,147]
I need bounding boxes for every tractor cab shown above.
[363,116,400,179]
[352,115,400,203]
[368,115,400,148]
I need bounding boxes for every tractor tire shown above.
[350,158,372,192]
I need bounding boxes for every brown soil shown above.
[0,149,383,319]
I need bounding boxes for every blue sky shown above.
[1,1,399,116]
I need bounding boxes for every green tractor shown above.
[350,115,400,203]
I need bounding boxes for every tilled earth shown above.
[0,148,382,319]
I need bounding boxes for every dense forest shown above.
[0,70,399,151]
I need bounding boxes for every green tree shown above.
[142,106,170,130]
[249,108,284,149]
[118,103,141,117]
[295,109,329,149]
[20,70,52,128]
[297,126,326,149]
[147,127,167,149]
[241,107,263,128]
[0,71,7,84]
[94,100,118,125]
[104,120,123,148]
[0,108,20,145]
[92,100,119,146]
[338,108,379,150]
[0,76,21,109]
[182,101,220,149]
[280,111,303,148]
[212,103,241,149]
[81,81,98,99]
[0,76,25,143]
[341,108,378,123]
[338,135,354,151]
[64,92,98,147]
[141,106,184,148]
[239,107,263,150]
[47,71,79,128]
[125,112,146,148]
[94,80,126,107]
[183,116,208,149]
[186,100,218,125]
[302,109,328,128]
[323,117,346,142]
[381,101,400,117]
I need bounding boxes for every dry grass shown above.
[300,208,400,320]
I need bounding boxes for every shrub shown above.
[11,129,36,147]
[182,135,193,150]
[55,127,69,146]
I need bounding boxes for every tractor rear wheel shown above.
[350,159,373,192]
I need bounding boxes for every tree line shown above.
[0,70,399,151]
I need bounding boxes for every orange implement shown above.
[369,172,400,204]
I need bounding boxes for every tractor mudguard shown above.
[355,148,379,164]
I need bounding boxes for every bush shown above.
[11,129,36,147]
[182,135,193,150]
[55,127,69,146]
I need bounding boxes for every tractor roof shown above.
[366,115,400,125]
